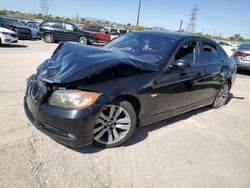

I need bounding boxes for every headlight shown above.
[48,90,101,109]
[0,32,11,35]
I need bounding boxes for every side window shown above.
[51,22,62,29]
[217,45,228,62]
[200,42,218,64]
[0,17,5,26]
[64,23,74,31]
[174,41,198,64]
[89,26,96,31]
[202,43,217,54]
[100,28,106,33]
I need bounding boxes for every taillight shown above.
[233,52,247,57]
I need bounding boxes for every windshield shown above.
[239,44,250,50]
[6,19,25,27]
[104,32,177,64]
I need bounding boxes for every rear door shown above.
[63,23,78,42]
[198,40,223,99]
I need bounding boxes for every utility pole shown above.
[136,0,141,26]
[186,5,198,33]
[179,19,183,32]
[40,0,48,16]
[77,13,79,24]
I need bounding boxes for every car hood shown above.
[0,26,15,34]
[37,42,159,83]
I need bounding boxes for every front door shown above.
[152,40,205,114]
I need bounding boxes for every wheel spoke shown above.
[116,117,130,124]
[94,129,106,140]
[112,128,121,142]
[93,125,104,134]
[100,112,108,120]
[113,107,122,120]
[116,123,129,130]
[109,105,116,119]
[108,131,113,144]
[97,118,105,125]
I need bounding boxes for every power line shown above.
[40,0,48,16]
[186,5,198,33]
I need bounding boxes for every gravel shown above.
[0,40,250,188]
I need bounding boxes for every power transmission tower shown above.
[186,5,198,33]
[40,0,48,16]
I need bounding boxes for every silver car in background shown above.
[232,43,250,70]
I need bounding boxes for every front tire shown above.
[44,33,54,43]
[212,82,230,109]
[93,100,137,148]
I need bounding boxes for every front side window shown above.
[104,32,177,64]
[174,41,198,64]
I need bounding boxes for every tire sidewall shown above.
[44,33,54,43]
[212,82,230,109]
[93,100,137,148]
[79,36,87,44]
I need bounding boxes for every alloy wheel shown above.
[79,36,87,44]
[44,34,54,43]
[93,105,131,145]
[214,84,229,108]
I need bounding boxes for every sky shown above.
[0,0,250,38]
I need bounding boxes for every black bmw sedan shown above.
[24,31,236,148]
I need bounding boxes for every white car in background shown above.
[0,27,18,45]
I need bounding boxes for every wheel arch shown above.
[225,78,232,90]
[112,95,141,121]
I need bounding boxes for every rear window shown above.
[239,44,250,50]
[0,17,5,25]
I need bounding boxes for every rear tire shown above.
[78,36,87,45]
[44,33,54,43]
[93,100,137,148]
[212,82,230,109]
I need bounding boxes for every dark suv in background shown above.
[38,21,97,44]
[0,17,32,40]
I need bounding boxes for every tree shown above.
[133,26,145,31]
[0,10,7,16]
[196,32,212,39]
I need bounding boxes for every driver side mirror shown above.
[171,59,191,69]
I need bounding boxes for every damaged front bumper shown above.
[23,76,104,148]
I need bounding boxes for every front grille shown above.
[16,28,30,34]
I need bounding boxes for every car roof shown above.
[137,30,215,42]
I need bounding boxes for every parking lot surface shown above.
[0,40,250,188]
